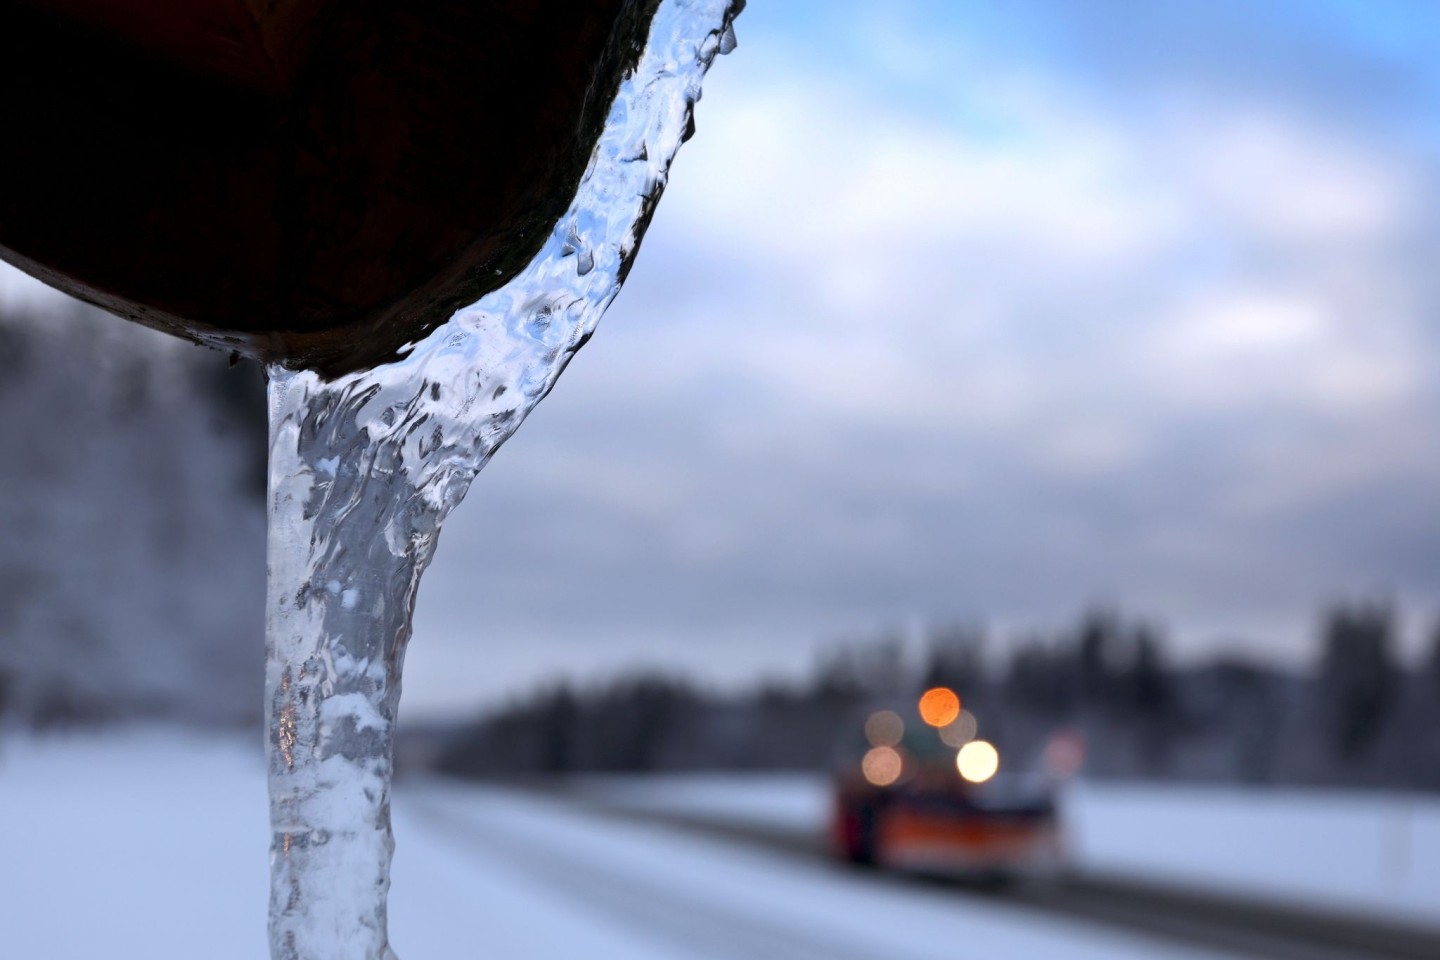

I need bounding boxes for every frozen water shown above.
[263,2,743,957]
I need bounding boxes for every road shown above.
[401,779,1440,960]
[402,781,1245,960]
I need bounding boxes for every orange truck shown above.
[830,689,1067,878]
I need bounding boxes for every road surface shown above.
[402,781,1245,960]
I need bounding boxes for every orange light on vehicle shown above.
[862,746,904,786]
[917,687,960,727]
[957,740,999,783]
[938,709,977,747]
[864,710,905,747]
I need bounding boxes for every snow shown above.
[1067,782,1440,925]
[1,733,1233,960]
[0,732,271,959]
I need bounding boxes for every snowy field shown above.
[0,731,1259,960]
[1067,781,1440,925]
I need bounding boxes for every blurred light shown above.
[917,687,961,728]
[938,709,977,748]
[864,710,905,747]
[1045,730,1087,780]
[861,746,904,787]
[957,740,999,783]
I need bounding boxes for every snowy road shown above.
[1,734,1232,960]
[565,775,1440,960]
[400,782,1241,960]
[5,735,1436,960]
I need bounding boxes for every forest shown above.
[431,603,1440,792]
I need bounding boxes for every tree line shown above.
[430,601,1440,791]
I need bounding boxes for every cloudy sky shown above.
[8,0,1439,717]
[397,0,1440,715]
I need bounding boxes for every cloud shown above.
[1178,112,1414,246]
[403,6,1440,712]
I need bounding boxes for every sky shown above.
[401,0,1440,716]
[6,0,1440,718]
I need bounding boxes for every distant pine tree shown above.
[1128,626,1174,772]
[1130,627,1172,717]
[922,622,984,695]
[1004,637,1075,716]
[1077,609,1125,705]
[1426,618,1440,701]
[1319,601,1397,760]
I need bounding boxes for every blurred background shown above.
[4,1,1440,958]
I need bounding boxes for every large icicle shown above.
[262,2,744,956]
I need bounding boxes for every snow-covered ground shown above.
[1068,781,1440,925]
[0,732,271,959]
[2,732,1245,960]
[583,771,1440,927]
